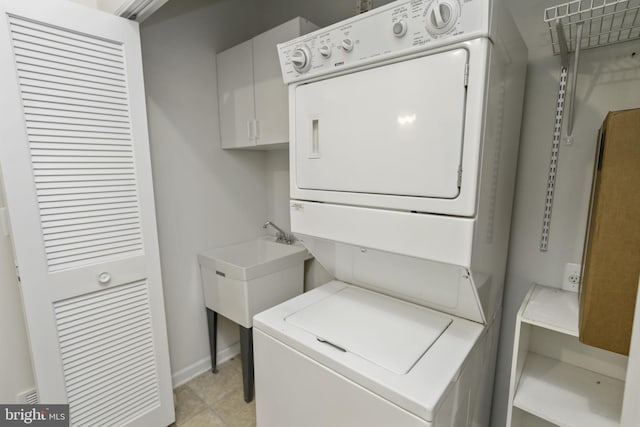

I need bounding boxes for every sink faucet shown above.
[263,221,292,244]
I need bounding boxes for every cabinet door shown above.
[0,1,174,425]
[253,19,300,146]
[217,40,256,148]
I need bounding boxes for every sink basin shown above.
[198,236,308,328]
[199,236,307,281]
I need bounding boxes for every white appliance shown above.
[254,0,527,425]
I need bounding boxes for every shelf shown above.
[514,353,624,427]
[517,411,557,427]
[520,284,579,336]
[544,0,640,55]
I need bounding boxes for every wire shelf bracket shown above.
[540,67,568,252]
[539,0,639,251]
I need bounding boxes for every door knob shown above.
[98,272,111,285]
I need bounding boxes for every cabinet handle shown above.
[255,120,260,139]
[247,121,254,140]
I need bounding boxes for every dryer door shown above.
[294,48,468,199]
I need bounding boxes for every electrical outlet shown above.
[562,263,581,293]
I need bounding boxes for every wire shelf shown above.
[545,0,640,55]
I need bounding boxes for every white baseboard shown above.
[171,342,241,388]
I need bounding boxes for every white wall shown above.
[0,183,35,403]
[67,0,98,7]
[491,1,640,425]
[257,0,394,30]
[265,151,291,233]
[139,0,269,385]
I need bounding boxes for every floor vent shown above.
[17,388,39,404]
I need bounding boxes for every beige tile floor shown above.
[171,357,256,427]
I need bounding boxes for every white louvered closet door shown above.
[0,1,174,426]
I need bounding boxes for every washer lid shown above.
[285,286,452,374]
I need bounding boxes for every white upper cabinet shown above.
[217,17,317,150]
[218,40,255,148]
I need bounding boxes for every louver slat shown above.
[11,32,123,62]
[41,201,136,215]
[13,49,125,77]
[8,18,122,52]
[21,85,128,105]
[12,40,124,70]
[19,76,128,99]
[26,109,130,123]
[17,63,126,87]
[64,340,154,387]
[53,281,161,426]
[40,204,138,218]
[38,187,137,200]
[43,229,140,251]
[18,69,127,92]
[9,17,144,273]
[26,114,131,128]
[22,95,129,112]
[16,57,126,83]
[29,131,131,140]
[31,144,133,153]
[38,178,134,188]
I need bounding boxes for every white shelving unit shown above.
[507,284,628,427]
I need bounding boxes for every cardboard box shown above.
[579,109,640,355]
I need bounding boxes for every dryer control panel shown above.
[278,0,489,84]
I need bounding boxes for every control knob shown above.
[319,45,332,58]
[291,46,312,73]
[425,0,460,35]
[393,20,408,37]
[341,38,354,52]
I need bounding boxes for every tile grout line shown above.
[176,356,253,427]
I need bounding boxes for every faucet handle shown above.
[263,220,293,244]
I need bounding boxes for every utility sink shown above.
[198,236,308,328]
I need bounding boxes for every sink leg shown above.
[206,308,218,374]
[239,325,254,403]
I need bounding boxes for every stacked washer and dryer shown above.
[253,0,527,425]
